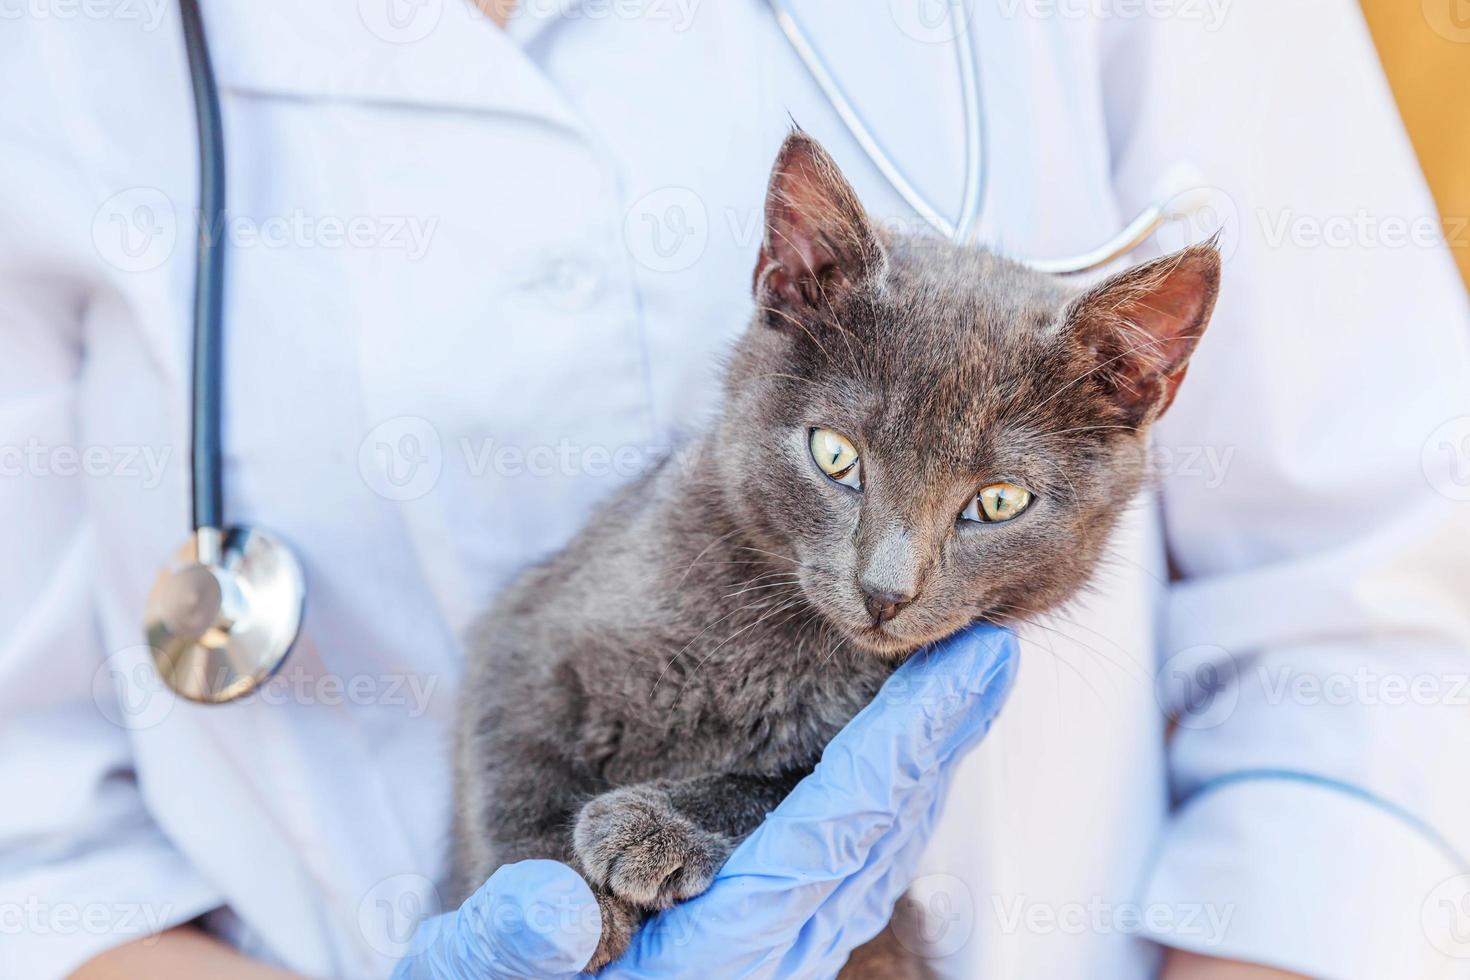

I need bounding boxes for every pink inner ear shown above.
[1071,244,1221,423]
[765,152,852,282]
[760,189,844,307]
[754,132,878,311]
[756,243,843,310]
[1117,266,1213,376]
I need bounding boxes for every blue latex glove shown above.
[392,860,602,978]
[394,623,1017,979]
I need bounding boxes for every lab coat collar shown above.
[504,0,585,46]
[200,0,583,133]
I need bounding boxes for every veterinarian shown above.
[4,1,1470,978]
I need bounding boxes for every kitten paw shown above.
[572,785,730,911]
[583,890,641,973]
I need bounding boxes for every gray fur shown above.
[452,131,1221,974]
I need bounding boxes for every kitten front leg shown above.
[572,770,803,969]
[586,888,643,973]
[576,784,727,973]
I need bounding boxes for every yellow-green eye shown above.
[961,483,1033,523]
[809,427,862,489]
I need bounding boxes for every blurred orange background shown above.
[1360,0,1470,292]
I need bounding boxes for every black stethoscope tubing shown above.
[179,0,224,535]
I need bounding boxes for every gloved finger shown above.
[607,625,1017,977]
[768,774,950,978]
[728,623,1017,880]
[395,860,601,979]
[805,694,981,937]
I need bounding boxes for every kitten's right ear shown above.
[753,131,883,321]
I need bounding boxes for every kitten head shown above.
[716,131,1220,657]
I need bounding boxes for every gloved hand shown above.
[393,623,1018,979]
[607,621,1017,977]
[391,859,601,979]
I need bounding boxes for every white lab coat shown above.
[3,1,1469,978]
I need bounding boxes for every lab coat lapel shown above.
[202,0,583,133]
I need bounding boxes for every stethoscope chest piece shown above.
[145,526,305,704]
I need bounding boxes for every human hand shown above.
[394,623,1017,978]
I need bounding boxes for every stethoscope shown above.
[143,0,306,704]
[768,0,1210,271]
[143,0,1208,704]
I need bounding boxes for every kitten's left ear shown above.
[754,130,884,320]
[1062,241,1222,427]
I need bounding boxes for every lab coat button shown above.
[544,254,603,308]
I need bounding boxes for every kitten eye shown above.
[961,483,1033,523]
[809,427,862,490]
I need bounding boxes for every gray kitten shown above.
[452,131,1220,975]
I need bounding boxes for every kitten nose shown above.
[862,587,913,626]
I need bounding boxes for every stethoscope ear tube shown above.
[767,0,1208,275]
[769,0,984,242]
